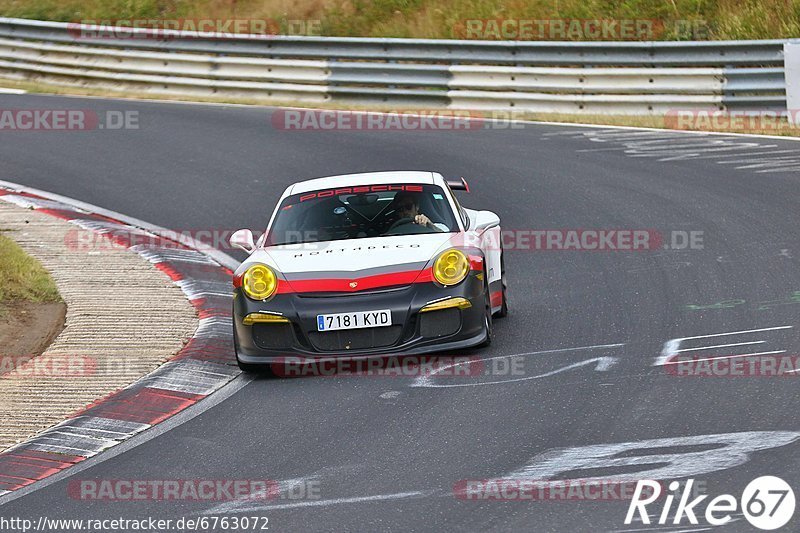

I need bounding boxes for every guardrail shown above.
[0,17,795,114]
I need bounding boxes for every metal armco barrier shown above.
[0,17,796,114]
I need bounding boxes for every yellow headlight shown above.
[242,264,277,300]
[433,249,469,286]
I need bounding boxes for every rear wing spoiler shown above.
[446,177,470,192]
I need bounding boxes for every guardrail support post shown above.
[785,43,800,113]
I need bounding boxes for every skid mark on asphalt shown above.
[410,343,623,388]
[543,129,800,173]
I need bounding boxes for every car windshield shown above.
[266,184,459,246]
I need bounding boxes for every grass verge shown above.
[0,230,61,316]
[0,0,798,41]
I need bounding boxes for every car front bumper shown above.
[233,272,488,364]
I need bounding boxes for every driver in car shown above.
[392,191,444,232]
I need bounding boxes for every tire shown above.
[495,250,508,318]
[479,277,493,347]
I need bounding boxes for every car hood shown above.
[241,233,460,292]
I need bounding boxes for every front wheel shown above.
[495,250,508,318]
[479,279,493,347]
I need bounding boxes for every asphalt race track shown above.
[2,94,800,532]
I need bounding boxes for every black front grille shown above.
[419,308,461,338]
[253,323,295,350]
[308,326,403,352]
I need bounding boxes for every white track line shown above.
[663,350,787,365]
[411,343,624,388]
[675,326,793,342]
[675,341,765,353]
[654,326,793,366]
[203,490,428,514]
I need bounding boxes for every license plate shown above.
[317,309,392,332]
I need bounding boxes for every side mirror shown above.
[230,229,255,253]
[474,211,500,232]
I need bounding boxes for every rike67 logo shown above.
[626,476,795,530]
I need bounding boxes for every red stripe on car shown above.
[278,268,434,294]
[235,253,483,294]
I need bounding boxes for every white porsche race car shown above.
[229,171,507,371]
